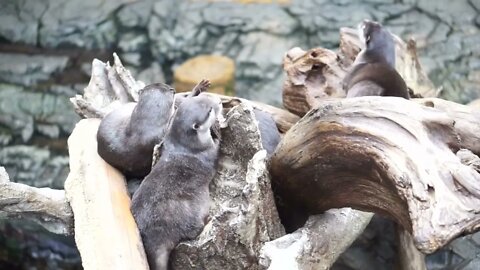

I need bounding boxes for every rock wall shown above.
[1,0,479,269]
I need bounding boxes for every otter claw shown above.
[191,79,211,97]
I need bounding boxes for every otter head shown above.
[135,83,176,122]
[167,94,222,152]
[139,83,175,97]
[358,19,396,67]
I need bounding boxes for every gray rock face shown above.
[0,0,48,45]
[0,84,79,143]
[0,53,69,87]
[39,0,128,48]
[0,145,69,189]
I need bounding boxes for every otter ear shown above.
[192,123,200,130]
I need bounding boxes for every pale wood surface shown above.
[64,119,149,270]
[270,97,480,253]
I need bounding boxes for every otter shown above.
[254,109,281,155]
[97,80,210,179]
[131,93,222,270]
[343,20,410,99]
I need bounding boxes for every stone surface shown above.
[0,0,48,45]
[0,84,79,143]
[0,145,69,189]
[39,0,129,48]
[0,53,69,87]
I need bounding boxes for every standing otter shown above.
[131,93,222,270]
[97,80,211,179]
[343,20,410,99]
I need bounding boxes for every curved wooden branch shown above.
[0,167,73,235]
[260,209,373,270]
[270,96,480,253]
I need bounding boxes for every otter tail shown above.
[145,241,175,270]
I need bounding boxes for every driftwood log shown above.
[64,119,148,269]
[0,166,72,235]
[270,97,480,253]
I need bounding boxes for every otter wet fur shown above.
[131,93,222,270]
[97,83,175,178]
[343,20,410,99]
[97,80,211,179]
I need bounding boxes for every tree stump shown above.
[174,55,235,95]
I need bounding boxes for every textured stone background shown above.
[0,0,479,269]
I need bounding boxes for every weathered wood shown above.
[203,93,300,133]
[270,96,480,253]
[64,119,149,270]
[260,209,373,270]
[282,47,346,116]
[0,167,73,235]
[282,28,437,116]
[70,53,144,118]
[469,98,480,109]
[397,227,426,270]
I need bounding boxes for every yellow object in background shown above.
[174,55,235,96]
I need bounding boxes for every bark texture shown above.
[270,96,480,253]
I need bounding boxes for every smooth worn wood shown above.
[270,96,480,253]
[64,119,149,270]
[397,227,426,270]
[0,167,73,235]
[282,28,437,116]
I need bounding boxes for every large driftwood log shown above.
[270,96,480,253]
[283,27,438,116]
[0,167,72,235]
[64,119,148,269]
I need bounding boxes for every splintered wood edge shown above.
[64,119,148,270]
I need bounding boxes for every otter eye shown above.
[365,35,371,44]
[192,123,199,130]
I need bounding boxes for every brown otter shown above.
[343,20,410,99]
[131,93,222,270]
[97,80,211,179]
